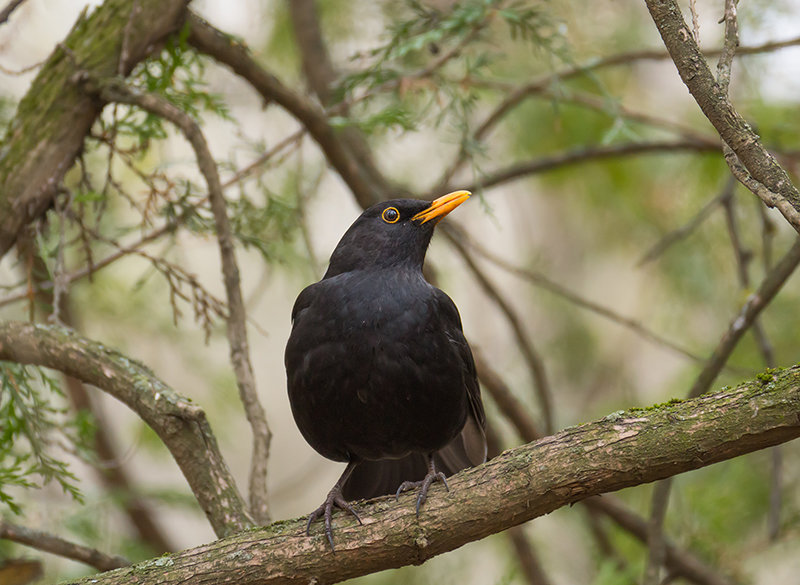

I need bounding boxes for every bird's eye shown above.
[381,207,400,224]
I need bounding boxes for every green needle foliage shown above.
[0,364,88,514]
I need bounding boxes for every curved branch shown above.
[286,0,392,207]
[0,321,253,537]
[58,366,800,585]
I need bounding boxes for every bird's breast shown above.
[286,269,469,461]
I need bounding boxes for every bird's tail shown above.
[341,415,486,501]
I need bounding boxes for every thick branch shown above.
[59,367,800,585]
[477,352,735,585]
[0,0,190,259]
[0,321,252,537]
[643,0,800,233]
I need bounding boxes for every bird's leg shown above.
[306,460,362,552]
[395,454,449,515]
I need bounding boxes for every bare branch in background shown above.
[0,0,27,26]
[455,225,716,366]
[640,0,799,562]
[457,140,718,194]
[17,235,176,553]
[0,0,190,260]
[0,521,130,572]
[476,349,735,585]
[638,191,724,265]
[446,231,554,433]
[186,12,394,209]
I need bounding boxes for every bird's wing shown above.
[289,282,320,323]
[432,288,487,466]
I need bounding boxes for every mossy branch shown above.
[0,0,190,259]
[50,365,800,585]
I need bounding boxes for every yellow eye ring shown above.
[381,207,400,224]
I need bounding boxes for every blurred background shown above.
[1,0,800,583]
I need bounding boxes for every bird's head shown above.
[324,190,470,278]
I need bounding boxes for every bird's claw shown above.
[396,470,449,515]
[306,491,361,552]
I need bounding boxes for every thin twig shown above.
[446,231,554,434]
[474,349,542,442]
[508,526,553,585]
[769,446,783,541]
[688,0,700,43]
[0,129,304,311]
[642,3,794,563]
[0,520,129,571]
[435,34,800,188]
[638,191,725,266]
[451,224,716,366]
[96,78,272,524]
[721,181,776,367]
[585,497,736,585]
[456,140,717,195]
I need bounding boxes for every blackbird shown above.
[285,190,486,549]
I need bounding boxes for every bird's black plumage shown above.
[285,192,486,549]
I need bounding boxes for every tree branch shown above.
[286,0,394,207]
[688,237,800,398]
[57,367,800,585]
[0,321,253,537]
[476,351,736,585]
[0,0,190,259]
[643,0,800,233]
[0,521,129,572]
[446,232,554,433]
[458,140,718,194]
[18,234,175,553]
[186,12,395,209]
[0,0,26,26]
[93,79,272,524]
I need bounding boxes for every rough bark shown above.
[52,366,800,585]
[0,0,190,259]
[0,321,253,537]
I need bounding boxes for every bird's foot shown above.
[395,468,449,515]
[306,487,362,552]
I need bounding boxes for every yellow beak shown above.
[411,190,471,225]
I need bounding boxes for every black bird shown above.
[285,191,486,549]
